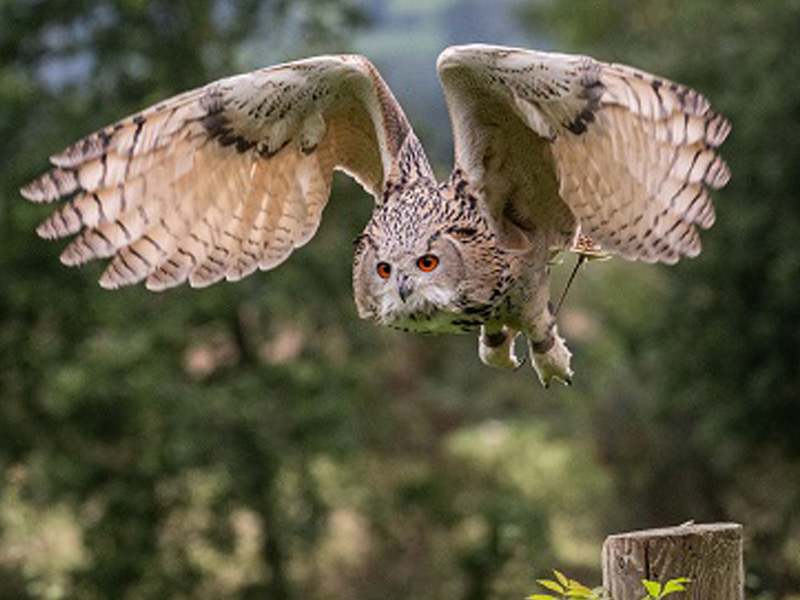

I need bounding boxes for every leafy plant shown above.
[640,578,691,600]
[529,570,606,600]
[529,570,691,600]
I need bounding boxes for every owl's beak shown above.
[397,273,414,302]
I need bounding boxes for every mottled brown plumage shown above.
[20,45,731,386]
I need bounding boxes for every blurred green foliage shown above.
[0,1,798,599]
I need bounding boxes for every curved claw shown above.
[478,325,522,370]
[529,334,573,388]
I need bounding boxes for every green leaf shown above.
[538,579,566,594]
[528,595,560,600]
[664,584,685,595]
[565,591,595,599]
[554,570,570,588]
[662,578,691,596]
[642,580,662,599]
[568,581,595,596]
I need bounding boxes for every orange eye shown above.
[417,254,439,272]
[376,262,392,279]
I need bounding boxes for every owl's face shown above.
[353,224,470,333]
[352,194,509,334]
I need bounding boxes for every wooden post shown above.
[602,523,743,600]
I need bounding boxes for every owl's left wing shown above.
[21,55,414,290]
[437,44,731,263]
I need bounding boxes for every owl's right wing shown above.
[21,55,414,290]
[437,44,731,263]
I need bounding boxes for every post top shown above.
[604,522,743,542]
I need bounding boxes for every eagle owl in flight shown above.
[21,45,731,387]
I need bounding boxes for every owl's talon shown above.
[529,334,573,388]
[479,326,522,370]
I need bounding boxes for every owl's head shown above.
[352,225,466,332]
[351,189,505,333]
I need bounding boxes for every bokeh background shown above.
[1,0,799,599]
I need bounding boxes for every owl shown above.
[21,44,731,387]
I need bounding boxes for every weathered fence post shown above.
[602,523,744,600]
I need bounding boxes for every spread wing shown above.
[437,44,731,263]
[21,55,413,290]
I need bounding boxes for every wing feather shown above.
[437,44,730,262]
[21,55,413,289]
